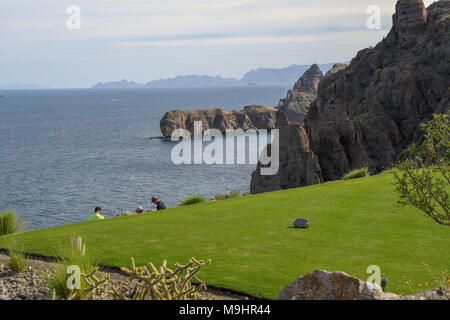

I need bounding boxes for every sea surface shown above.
[0,86,290,230]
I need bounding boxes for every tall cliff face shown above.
[250,111,322,194]
[277,63,348,124]
[306,0,449,181]
[277,64,324,124]
[251,0,449,193]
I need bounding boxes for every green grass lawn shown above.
[0,173,448,299]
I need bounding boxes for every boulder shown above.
[293,218,310,228]
[279,270,450,300]
[160,105,278,137]
[279,270,399,300]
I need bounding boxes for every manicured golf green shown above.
[0,173,448,299]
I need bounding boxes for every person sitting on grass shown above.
[135,206,144,214]
[152,197,167,211]
[88,207,105,221]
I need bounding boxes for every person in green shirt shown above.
[88,207,105,221]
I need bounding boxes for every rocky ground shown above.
[1,253,446,300]
[0,253,248,300]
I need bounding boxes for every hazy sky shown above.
[0,0,436,88]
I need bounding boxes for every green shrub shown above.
[6,242,29,273]
[392,113,449,226]
[343,168,369,180]
[214,190,241,201]
[45,264,73,299]
[44,234,97,300]
[180,195,205,206]
[0,210,25,236]
[7,251,29,273]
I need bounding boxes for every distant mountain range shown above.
[91,63,344,89]
[241,63,336,85]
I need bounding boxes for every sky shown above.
[0,0,436,88]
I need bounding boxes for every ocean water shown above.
[0,86,290,230]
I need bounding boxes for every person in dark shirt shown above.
[152,197,167,211]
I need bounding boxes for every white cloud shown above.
[0,0,436,87]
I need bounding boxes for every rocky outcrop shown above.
[305,0,449,181]
[160,105,278,137]
[277,64,324,124]
[279,270,449,300]
[250,111,322,193]
[325,63,348,77]
[277,64,349,124]
[393,0,428,43]
[251,0,450,191]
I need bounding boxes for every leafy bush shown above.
[180,195,205,206]
[392,113,449,226]
[6,242,29,273]
[343,168,369,180]
[214,190,241,201]
[0,210,25,236]
[45,234,97,300]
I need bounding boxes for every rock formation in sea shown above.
[251,0,450,193]
[92,79,146,89]
[160,105,278,137]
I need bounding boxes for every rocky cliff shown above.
[306,0,449,181]
[160,105,278,137]
[251,0,450,193]
[277,63,348,124]
[250,111,322,193]
[277,64,323,124]
[324,63,348,77]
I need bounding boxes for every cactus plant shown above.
[81,257,211,300]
